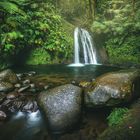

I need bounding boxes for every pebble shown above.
[6,92,19,100]
[18,85,30,93]
[14,83,21,88]
[22,79,30,85]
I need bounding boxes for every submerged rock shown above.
[0,69,18,84]
[0,81,14,93]
[38,84,82,133]
[85,69,140,107]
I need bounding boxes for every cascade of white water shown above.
[74,27,80,64]
[73,27,98,65]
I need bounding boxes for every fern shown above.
[107,108,129,126]
[0,0,26,16]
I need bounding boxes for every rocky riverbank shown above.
[0,68,140,140]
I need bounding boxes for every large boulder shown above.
[38,84,82,133]
[85,69,140,107]
[0,69,18,84]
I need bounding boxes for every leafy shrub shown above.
[0,0,73,67]
[26,48,51,65]
[91,0,140,64]
[107,108,129,126]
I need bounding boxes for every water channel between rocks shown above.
[0,64,121,140]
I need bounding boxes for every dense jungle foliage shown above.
[0,0,140,68]
[0,0,73,68]
[91,0,140,65]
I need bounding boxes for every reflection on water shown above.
[12,64,120,82]
[12,111,24,119]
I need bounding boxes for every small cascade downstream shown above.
[70,27,98,66]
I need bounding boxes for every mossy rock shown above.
[85,69,140,107]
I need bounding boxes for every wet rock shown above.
[0,69,18,84]
[18,85,30,93]
[44,85,49,90]
[31,74,68,90]
[0,110,7,121]
[0,81,14,92]
[30,83,35,89]
[22,100,38,112]
[0,94,6,103]
[6,92,19,100]
[14,83,21,88]
[27,71,36,76]
[28,83,36,93]
[38,84,82,133]
[11,100,23,111]
[79,81,91,88]
[16,73,24,80]
[1,99,11,107]
[22,79,30,85]
[85,69,140,107]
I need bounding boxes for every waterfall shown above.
[73,27,98,65]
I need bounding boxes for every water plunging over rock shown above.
[72,27,98,66]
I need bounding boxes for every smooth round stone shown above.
[18,85,30,93]
[6,92,19,100]
[14,83,21,88]
[22,79,30,85]
[38,84,82,134]
[30,83,35,88]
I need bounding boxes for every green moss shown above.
[107,107,129,126]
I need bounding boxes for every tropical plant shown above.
[91,0,140,64]
[0,0,73,67]
[107,107,129,126]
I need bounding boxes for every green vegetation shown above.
[0,0,73,67]
[107,107,129,126]
[91,0,140,65]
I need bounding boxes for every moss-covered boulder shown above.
[85,69,140,107]
[38,84,82,134]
